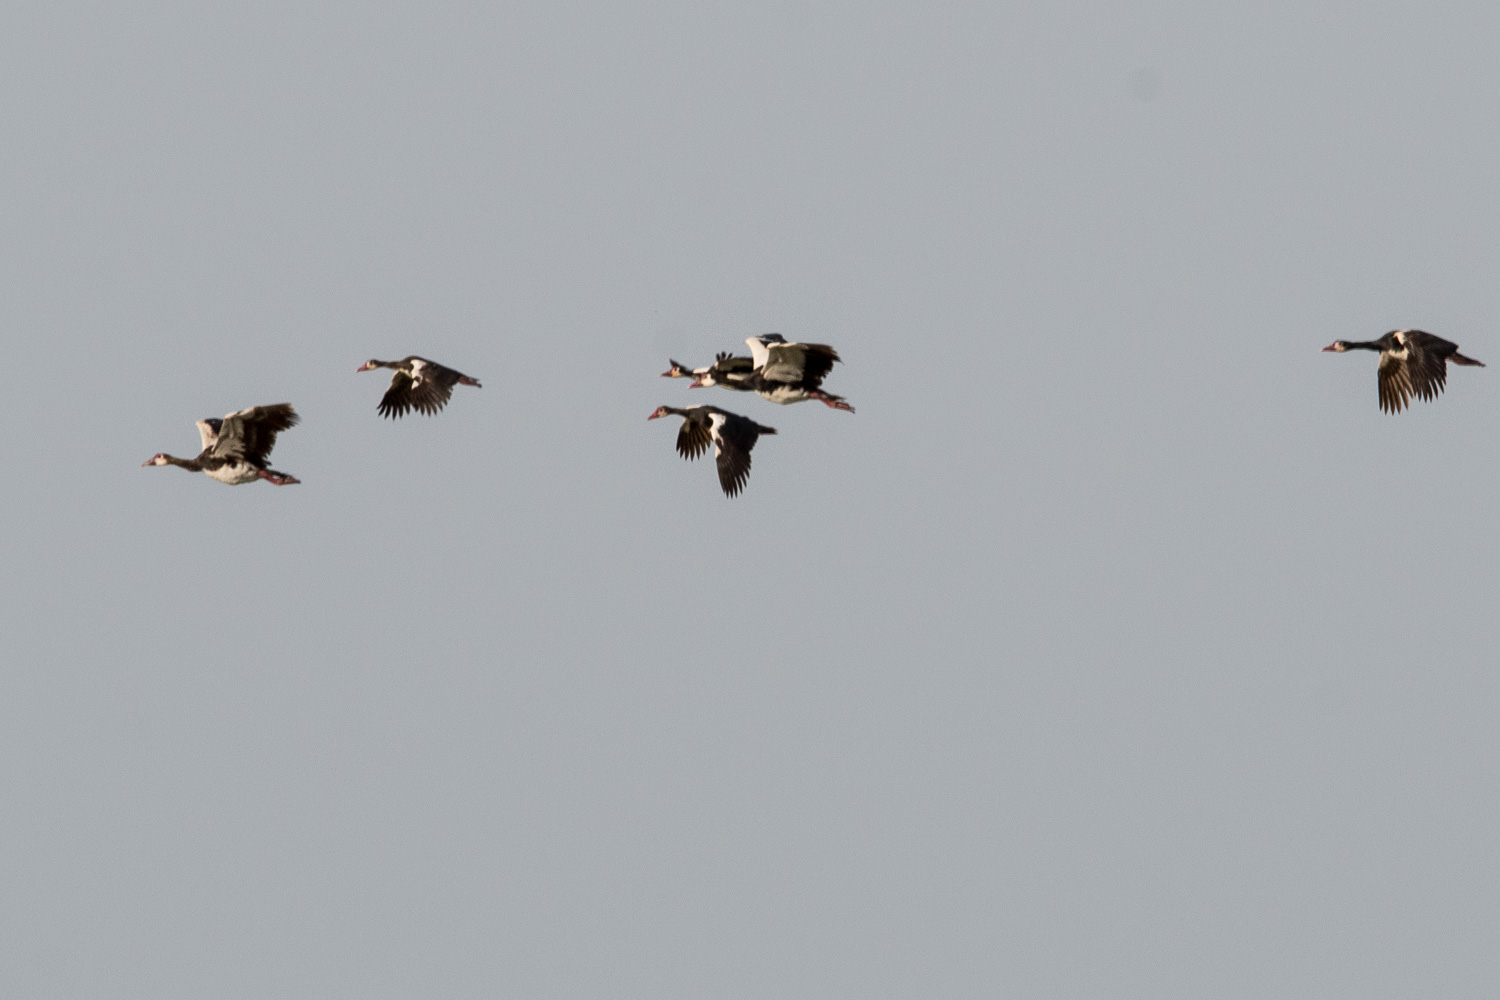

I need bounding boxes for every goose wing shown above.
[405,357,460,416]
[1377,348,1414,414]
[1401,330,1457,404]
[745,336,779,370]
[195,418,223,452]
[377,371,416,418]
[709,411,774,497]
[676,412,712,460]
[706,353,757,389]
[712,352,756,374]
[213,404,298,465]
[759,340,840,386]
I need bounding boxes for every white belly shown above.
[205,462,260,485]
[757,385,810,405]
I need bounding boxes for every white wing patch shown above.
[708,412,728,457]
[744,337,771,370]
[195,420,219,451]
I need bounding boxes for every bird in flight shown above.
[648,404,777,497]
[357,356,482,418]
[143,403,301,485]
[1322,330,1484,413]
[662,335,854,411]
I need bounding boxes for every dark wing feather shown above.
[794,344,839,387]
[760,342,840,386]
[1402,331,1456,404]
[407,359,472,415]
[378,372,415,418]
[408,374,456,416]
[708,353,756,390]
[712,413,774,497]
[712,352,756,374]
[215,404,298,465]
[1378,351,1413,414]
[676,415,711,460]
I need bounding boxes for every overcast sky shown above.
[5,3,1500,997]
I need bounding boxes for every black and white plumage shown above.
[741,334,854,411]
[357,356,482,418]
[1322,330,1484,413]
[142,404,301,486]
[663,336,854,411]
[661,352,756,391]
[648,405,777,497]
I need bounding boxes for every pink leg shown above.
[812,392,855,412]
[257,469,301,486]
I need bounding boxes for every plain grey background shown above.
[4,2,1500,996]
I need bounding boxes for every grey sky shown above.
[5,3,1500,996]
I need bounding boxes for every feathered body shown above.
[143,404,301,485]
[662,335,854,411]
[648,404,777,497]
[1323,330,1484,413]
[357,356,482,418]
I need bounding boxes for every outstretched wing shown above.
[378,372,415,418]
[676,415,711,460]
[405,358,460,416]
[1402,330,1457,405]
[195,418,223,452]
[745,336,774,370]
[760,341,840,386]
[712,352,755,374]
[408,376,456,416]
[1377,350,1414,414]
[709,412,773,497]
[214,404,298,465]
[707,353,756,390]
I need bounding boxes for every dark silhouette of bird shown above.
[143,404,300,485]
[357,356,481,418]
[1322,330,1483,413]
[648,404,776,497]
